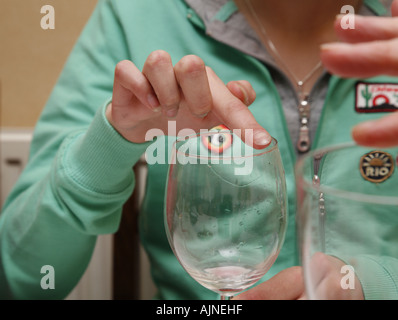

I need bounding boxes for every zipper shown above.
[297,95,311,153]
[309,76,340,252]
[296,71,333,155]
[312,152,326,252]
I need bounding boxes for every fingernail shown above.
[152,107,162,113]
[254,130,271,146]
[320,42,349,51]
[235,82,250,106]
[197,112,209,118]
[320,42,338,51]
[166,108,178,118]
[335,13,346,21]
[147,93,160,110]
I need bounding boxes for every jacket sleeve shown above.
[0,0,150,299]
[354,255,398,300]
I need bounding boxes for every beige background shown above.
[1,0,98,127]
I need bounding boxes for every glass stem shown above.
[220,295,232,300]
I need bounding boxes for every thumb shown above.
[206,67,272,148]
[233,267,304,300]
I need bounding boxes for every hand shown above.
[306,253,364,300]
[234,254,364,300]
[320,0,398,147]
[233,266,306,300]
[106,50,271,148]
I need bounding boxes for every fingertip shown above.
[333,13,356,39]
[320,42,350,52]
[147,93,161,110]
[227,82,243,102]
[235,128,272,150]
[227,82,249,106]
[351,120,381,147]
[253,130,272,149]
[165,108,179,119]
[352,114,398,147]
[227,80,256,106]
[320,42,351,65]
[334,14,345,30]
[320,42,366,78]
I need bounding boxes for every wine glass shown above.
[296,142,398,300]
[164,129,288,300]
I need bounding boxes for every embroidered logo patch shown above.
[355,82,398,113]
[359,151,394,183]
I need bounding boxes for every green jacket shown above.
[1,0,397,299]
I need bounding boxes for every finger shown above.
[174,55,212,118]
[312,264,364,300]
[206,67,271,148]
[142,50,181,118]
[334,15,398,44]
[234,267,304,300]
[320,38,398,78]
[352,112,398,147]
[393,0,398,17]
[308,253,341,300]
[110,60,161,130]
[309,252,336,290]
[113,60,160,111]
[308,254,365,300]
[227,80,256,106]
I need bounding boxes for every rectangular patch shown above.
[355,82,398,113]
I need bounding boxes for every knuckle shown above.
[115,60,148,92]
[161,95,180,110]
[146,50,172,68]
[226,98,247,114]
[175,55,205,75]
[192,102,212,116]
[114,60,132,78]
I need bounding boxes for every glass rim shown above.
[295,141,398,205]
[172,131,279,160]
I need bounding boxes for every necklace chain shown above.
[243,0,323,153]
[244,0,323,96]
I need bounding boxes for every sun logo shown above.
[359,151,394,183]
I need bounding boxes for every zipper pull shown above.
[297,96,311,153]
[313,171,326,252]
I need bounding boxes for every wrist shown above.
[105,102,155,144]
[61,100,151,193]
